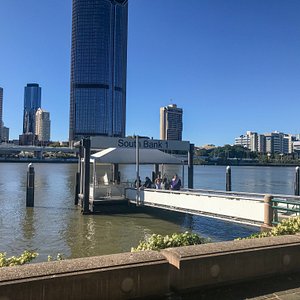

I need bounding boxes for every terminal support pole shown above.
[74,172,80,206]
[295,166,300,196]
[226,166,231,192]
[135,135,140,205]
[26,163,35,207]
[262,194,273,231]
[188,144,194,189]
[113,164,119,183]
[181,161,185,188]
[155,164,159,179]
[74,144,83,205]
[82,138,90,214]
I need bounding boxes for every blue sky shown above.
[0,0,299,146]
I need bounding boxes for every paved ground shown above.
[171,272,300,300]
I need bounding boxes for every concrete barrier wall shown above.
[162,234,300,292]
[0,251,169,300]
[126,188,265,223]
[1,235,300,299]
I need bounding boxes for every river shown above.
[0,163,296,262]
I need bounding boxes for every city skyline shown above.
[0,0,299,145]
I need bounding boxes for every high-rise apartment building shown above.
[35,108,51,142]
[265,131,288,154]
[160,104,183,141]
[23,83,41,135]
[0,87,3,141]
[257,134,266,153]
[236,131,292,154]
[235,131,258,151]
[69,0,128,142]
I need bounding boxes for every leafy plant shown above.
[237,217,300,240]
[131,231,209,252]
[47,253,64,262]
[0,250,38,267]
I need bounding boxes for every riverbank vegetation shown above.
[0,251,38,267]
[237,217,300,240]
[195,145,300,166]
[131,232,209,252]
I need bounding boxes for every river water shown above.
[0,163,296,262]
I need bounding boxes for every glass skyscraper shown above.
[69,0,128,142]
[23,83,41,134]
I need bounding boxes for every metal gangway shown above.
[125,188,300,227]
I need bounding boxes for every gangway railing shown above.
[90,181,133,200]
[272,197,300,225]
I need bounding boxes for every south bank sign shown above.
[90,136,190,151]
[117,139,169,150]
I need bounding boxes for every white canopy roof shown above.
[90,147,182,164]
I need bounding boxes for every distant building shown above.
[235,131,257,151]
[198,144,216,150]
[19,133,37,146]
[0,87,3,141]
[257,134,266,153]
[293,141,300,153]
[284,134,295,154]
[265,131,288,154]
[160,104,183,141]
[23,83,41,135]
[69,0,128,142]
[236,131,294,154]
[35,108,50,142]
[1,123,9,142]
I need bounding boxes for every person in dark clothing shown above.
[170,174,181,190]
[162,177,170,190]
[143,177,152,188]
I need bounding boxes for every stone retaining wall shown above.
[1,235,300,299]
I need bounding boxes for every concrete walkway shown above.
[177,272,300,300]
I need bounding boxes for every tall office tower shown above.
[0,87,3,141]
[23,83,41,135]
[69,0,128,142]
[160,104,183,141]
[35,108,51,142]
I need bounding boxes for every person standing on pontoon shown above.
[170,174,181,190]
[143,177,152,188]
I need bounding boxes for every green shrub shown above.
[131,231,209,252]
[237,216,300,240]
[47,253,64,262]
[0,251,38,267]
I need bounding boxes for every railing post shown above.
[294,166,300,196]
[262,194,273,231]
[26,163,35,207]
[226,166,231,191]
